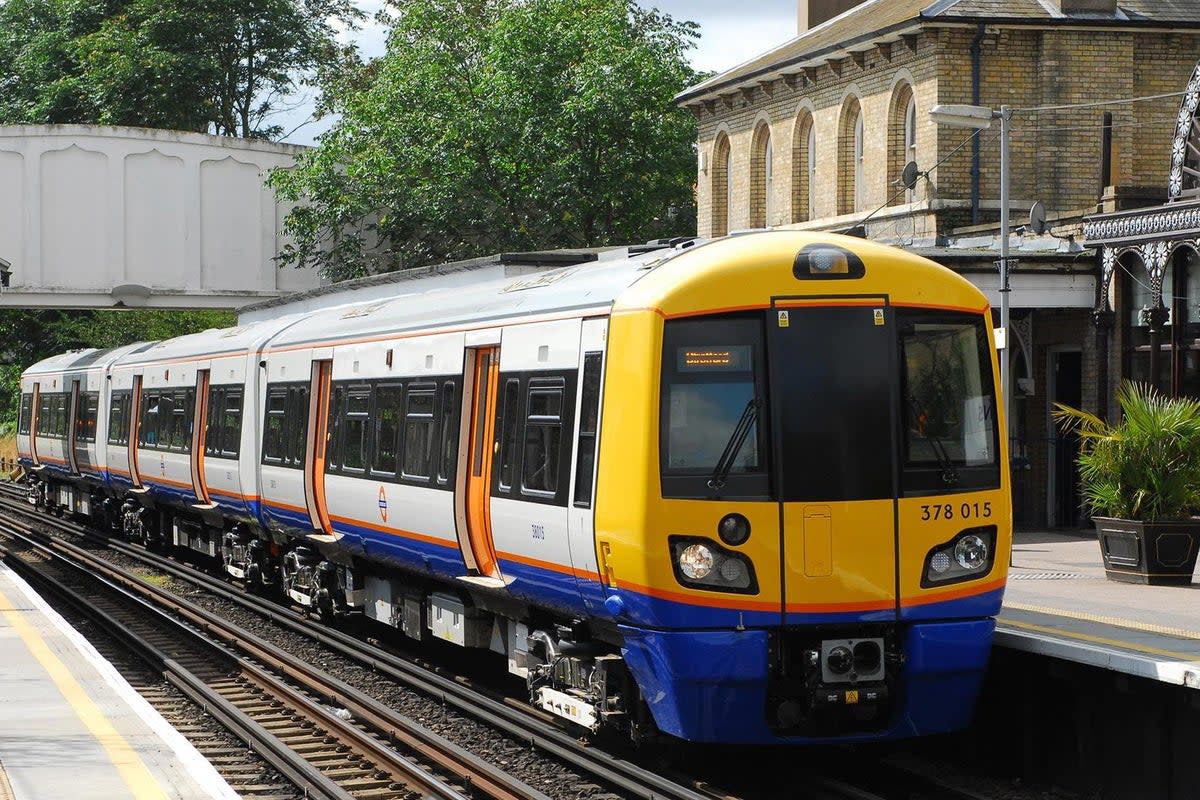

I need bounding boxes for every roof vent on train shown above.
[793,244,865,280]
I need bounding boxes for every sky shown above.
[279,0,799,145]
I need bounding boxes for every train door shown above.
[567,320,607,612]
[305,359,334,534]
[128,374,144,489]
[462,347,501,578]
[67,379,80,475]
[767,299,899,623]
[30,382,41,467]
[191,369,212,506]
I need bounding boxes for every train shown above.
[16,231,1010,744]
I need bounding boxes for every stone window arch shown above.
[711,133,731,237]
[791,110,815,222]
[888,82,917,205]
[750,121,773,228]
[838,96,864,215]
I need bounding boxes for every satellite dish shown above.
[901,161,920,191]
[1029,201,1047,235]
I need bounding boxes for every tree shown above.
[271,0,700,280]
[0,309,234,431]
[0,0,362,137]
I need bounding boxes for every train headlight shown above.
[921,525,998,588]
[669,537,758,594]
[955,534,988,571]
[678,543,715,580]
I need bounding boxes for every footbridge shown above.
[0,125,321,309]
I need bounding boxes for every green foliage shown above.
[1053,382,1200,522]
[0,0,362,136]
[0,309,233,429]
[271,0,701,280]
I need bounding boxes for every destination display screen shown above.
[677,345,752,372]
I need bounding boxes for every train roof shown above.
[22,341,154,377]
[111,312,312,368]
[264,243,693,349]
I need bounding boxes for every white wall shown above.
[0,125,321,308]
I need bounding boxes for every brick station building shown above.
[675,0,1200,526]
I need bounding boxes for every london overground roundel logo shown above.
[378,486,388,523]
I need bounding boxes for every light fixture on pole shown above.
[930,103,1013,445]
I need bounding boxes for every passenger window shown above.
[140,393,161,447]
[263,388,287,463]
[326,386,346,470]
[373,385,403,476]
[497,379,520,491]
[76,392,99,443]
[17,393,31,436]
[523,383,563,496]
[107,392,130,446]
[403,386,436,479]
[438,381,458,485]
[574,353,602,508]
[287,386,309,467]
[342,388,369,472]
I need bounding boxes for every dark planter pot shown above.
[1093,517,1200,585]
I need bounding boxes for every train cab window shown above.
[18,393,32,435]
[660,316,769,499]
[573,353,602,508]
[523,380,564,496]
[76,392,99,443]
[372,385,403,476]
[206,386,243,459]
[107,391,131,445]
[403,384,436,479]
[438,381,458,485]
[496,379,520,491]
[899,310,1000,495]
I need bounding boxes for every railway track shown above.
[0,484,995,800]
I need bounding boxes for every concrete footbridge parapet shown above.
[0,125,321,309]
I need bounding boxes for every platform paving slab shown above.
[0,562,239,800]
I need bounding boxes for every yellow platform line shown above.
[1004,600,1200,641]
[1002,617,1200,663]
[0,589,169,800]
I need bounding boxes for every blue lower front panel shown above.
[619,618,995,744]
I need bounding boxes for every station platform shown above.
[0,562,238,800]
[999,529,1200,688]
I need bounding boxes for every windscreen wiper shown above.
[906,392,959,486]
[708,398,760,492]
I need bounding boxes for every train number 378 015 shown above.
[919,501,992,522]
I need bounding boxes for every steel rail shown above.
[0,519,481,800]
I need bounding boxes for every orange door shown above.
[306,360,334,534]
[465,348,501,578]
[67,380,80,475]
[30,382,40,467]
[128,375,144,488]
[191,370,212,505]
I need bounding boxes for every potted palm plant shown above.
[1053,381,1200,585]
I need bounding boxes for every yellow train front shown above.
[596,232,1009,743]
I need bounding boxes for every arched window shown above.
[854,115,865,211]
[838,97,863,216]
[791,112,814,222]
[750,122,772,228]
[711,134,731,237]
[888,83,917,206]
